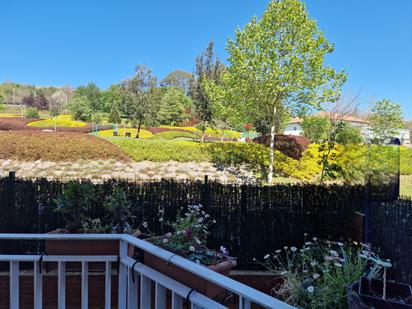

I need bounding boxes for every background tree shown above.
[370,99,403,144]
[101,84,123,113]
[189,41,225,142]
[161,70,193,94]
[208,0,346,182]
[109,103,122,124]
[121,65,159,138]
[335,123,363,145]
[34,92,49,110]
[157,88,192,125]
[75,82,102,112]
[66,97,92,121]
[301,116,330,143]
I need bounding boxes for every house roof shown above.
[289,111,369,124]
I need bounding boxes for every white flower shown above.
[264,254,270,260]
[176,230,182,235]
[212,220,216,223]
[291,247,297,252]
[305,241,312,246]
[220,246,228,255]
[162,238,168,244]
[312,237,317,241]
[159,217,164,222]
[310,261,317,266]
[307,286,315,293]
[334,262,343,267]
[197,218,203,223]
[280,271,288,275]
[189,246,195,252]
[142,221,148,228]
[329,250,338,257]
[283,246,288,250]
[337,242,344,247]
[194,237,201,244]
[312,273,320,280]
[166,232,172,238]
[204,214,210,218]
[275,249,281,253]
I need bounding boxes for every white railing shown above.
[0,234,296,309]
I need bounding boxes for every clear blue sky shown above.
[1,0,411,118]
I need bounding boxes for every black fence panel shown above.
[370,197,412,284]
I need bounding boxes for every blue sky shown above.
[0,0,411,118]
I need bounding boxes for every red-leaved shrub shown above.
[253,134,310,159]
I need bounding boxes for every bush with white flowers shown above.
[150,204,228,265]
[260,235,368,309]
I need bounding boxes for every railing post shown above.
[118,240,128,308]
[10,261,19,309]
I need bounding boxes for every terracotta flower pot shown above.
[143,248,236,299]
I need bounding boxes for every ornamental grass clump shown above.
[150,204,230,266]
[260,236,366,309]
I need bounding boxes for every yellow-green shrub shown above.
[110,139,211,162]
[97,128,153,139]
[152,130,194,140]
[28,118,87,127]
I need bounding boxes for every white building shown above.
[284,111,411,145]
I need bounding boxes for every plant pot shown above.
[45,229,140,272]
[348,278,412,309]
[143,249,236,299]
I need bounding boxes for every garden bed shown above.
[0,131,131,162]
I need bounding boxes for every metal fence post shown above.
[364,180,371,244]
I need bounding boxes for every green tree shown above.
[75,82,102,112]
[335,123,363,145]
[0,92,5,106]
[101,84,123,113]
[121,65,159,138]
[26,107,39,118]
[189,41,225,142]
[161,70,193,94]
[109,103,122,124]
[370,99,403,144]
[67,97,92,121]
[207,0,346,182]
[301,116,330,143]
[157,88,192,125]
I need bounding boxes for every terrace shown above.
[0,233,295,309]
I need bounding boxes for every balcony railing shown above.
[0,233,296,309]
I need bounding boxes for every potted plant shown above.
[349,246,412,309]
[143,204,236,299]
[46,183,142,269]
[258,236,367,309]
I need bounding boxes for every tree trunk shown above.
[136,122,141,138]
[201,128,205,143]
[268,124,275,184]
[268,105,277,184]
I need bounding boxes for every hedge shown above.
[0,131,131,162]
[110,139,211,162]
[152,130,194,140]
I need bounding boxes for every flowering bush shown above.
[260,236,367,309]
[150,204,230,265]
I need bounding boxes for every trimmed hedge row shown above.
[0,131,131,162]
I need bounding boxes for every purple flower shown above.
[186,229,193,238]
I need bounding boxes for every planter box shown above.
[143,250,236,299]
[45,239,119,272]
[348,278,412,309]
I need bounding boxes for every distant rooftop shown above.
[289,111,369,124]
